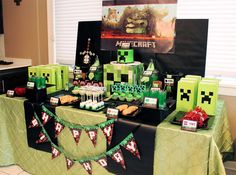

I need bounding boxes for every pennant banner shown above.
[123,137,141,160]
[70,128,82,145]
[55,122,65,138]
[52,146,61,159]
[109,148,126,170]
[66,157,74,170]
[95,156,108,169]
[41,105,115,131]
[86,129,98,147]
[33,107,141,173]
[36,132,48,143]
[80,161,92,175]
[101,123,114,145]
[42,112,51,125]
[28,117,39,128]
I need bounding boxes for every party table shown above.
[0,95,233,175]
[154,99,233,175]
[0,95,111,175]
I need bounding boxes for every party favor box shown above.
[197,80,219,115]
[176,79,198,112]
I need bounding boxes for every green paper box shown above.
[117,49,134,63]
[185,75,202,84]
[46,65,62,90]
[176,79,198,112]
[103,61,143,96]
[197,80,219,115]
[47,64,69,90]
[40,67,56,94]
[28,66,41,78]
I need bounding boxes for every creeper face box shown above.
[103,61,143,97]
[117,49,134,63]
[197,80,219,115]
[176,78,198,112]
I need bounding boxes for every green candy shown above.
[126,94,134,102]
[112,92,119,100]
[119,93,126,101]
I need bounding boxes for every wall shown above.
[2,0,48,65]
[0,34,4,57]
[220,95,236,140]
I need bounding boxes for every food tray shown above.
[170,111,215,129]
[79,105,105,112]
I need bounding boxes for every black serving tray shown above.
[170,111,215,129]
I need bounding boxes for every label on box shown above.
[50,97,59,106]
[164,78,174,86]
[153,81,162,88]
[90,66,97,72]
[151,87,160,92]
[6,90,14,98]
[181,119,197,132]
[27,82,35,89]
[143,70,153,77]
[106,108,119,119]
[143,97,158,109]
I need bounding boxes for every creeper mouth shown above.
[119,56,126,62]
[181,93,190,101]
[201,95,211,104]
[45,76,49,82]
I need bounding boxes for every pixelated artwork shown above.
[103,61,143,96]
[176,79,198,112]
[176,76,219,115]
[117,49,134,63]
[201,91,213,104]
[180,89,191,101]
[40,68,56,94]
[197,80,218,115]
[101,0,177,53]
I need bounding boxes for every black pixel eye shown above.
[187,90,191,93]
[118,51,121,55]
[107,73,114,81]
[180,89,184,93]
[47,74,49,76]
[209,92,213,96]
[43,73,45,76]
[124,51,128,55]
[201,91,205,95]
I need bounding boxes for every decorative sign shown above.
[181,119,198,132]
[143,97,158,109]
[143,70,153,77]
[106,108,119,119]
[101,0,177,53]
[164,78,174,86]
[50,97,59,106]
[6,90,15,97]
[27,82,35,89]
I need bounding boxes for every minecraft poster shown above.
[101,0,177,53]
